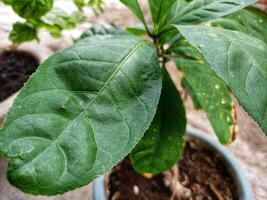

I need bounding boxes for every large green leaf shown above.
[176,25,267,135]
[130,70,186,174]
[173,58,236,143]
[170,0,256,24]
[0,35,162,195]
[120,0,149,32]
[212,7,267,44]
[148,0,176,33]
[12,0,53,19]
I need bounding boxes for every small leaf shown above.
[212,7,267,44]
[148,0,176,33]
[42,8,85,30]
[126,25,148,36]
[130,70,186,174]
[78,24,128,41]
[120,0,149,33]
[9,22,38,43]
[12,0,53,19]
[171,0,256,24]
[0,35,162,195]
[173,58,236,143]
[73,0,85,10]
[176,25,267,135]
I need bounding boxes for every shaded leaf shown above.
[0,35,162,195]
[181,78,202,109]
[130,70,186,173]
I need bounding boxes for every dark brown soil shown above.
[176,140,238,200]
[108,158,172,200]
[0,50,39,101]
[108,140,238,200]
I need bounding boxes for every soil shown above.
[175,140,238,200]
[108,140,238,200]
[108,158,172,200]
[0,50,39,101]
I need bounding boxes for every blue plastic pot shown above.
[93,126,254,200]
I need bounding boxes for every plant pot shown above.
[92,126,254,200]
[0,42,53,123]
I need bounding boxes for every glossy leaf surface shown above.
[177,25,267,135]
[0,35,162,195]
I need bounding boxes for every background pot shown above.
[0,41,53,123]
[92,126,254,200]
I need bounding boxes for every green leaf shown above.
[171,0,256,24]
[148,0,176,33]
[211,7,267,44]
[169,37,203,59]
[9,22,38,43]
[88,0,104,14]
[120,0,149,33]
[42,8,85,30]
[158,25,179,45]
[12,0,53,19]
[130,70,186,174]
[74,0,85,10]
[126,25,148,36]
[181,78,202,109]
[176,25,267,135]
[0,35,162,195]
[176,0,189,13]
[1,0,14,5]
[78,24,128,41]
[173,58,236,143]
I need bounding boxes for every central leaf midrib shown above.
[16,40,147,169]
[55,40,147,142]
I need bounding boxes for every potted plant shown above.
[0,0,266,199]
